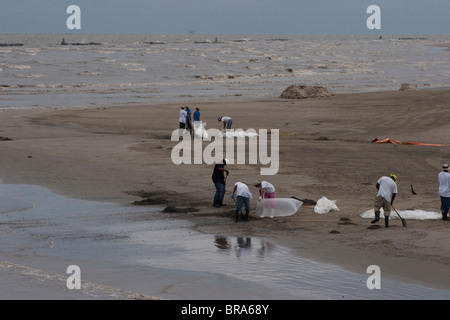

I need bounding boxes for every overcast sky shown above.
[1,0,449,35]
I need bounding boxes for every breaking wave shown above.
[13,73,43,78]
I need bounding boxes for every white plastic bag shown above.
[314,196,340,214]
[256,198,303,217]
[219,129,259,138]
[194,121,208,139]
[360,209,442,220]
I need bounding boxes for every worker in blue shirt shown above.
[185,106,193,135]
[193,107,200,122]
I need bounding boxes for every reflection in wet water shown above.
[214,236,277,260]
[194,234,450,300]
[214,236,252,257]
[213,236,230,250]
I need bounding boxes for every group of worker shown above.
[179,108,450,225]
[213,159,450,225]
[212,158,276,222]
[178,106,201,136]
[179,106,233,136]
[371,163,450,227]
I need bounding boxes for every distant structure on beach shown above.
[0,43,23,47]
[144,41,166,45]
[60,38,101,46]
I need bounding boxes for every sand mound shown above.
[280,85,334,99]
[399,83,418,91]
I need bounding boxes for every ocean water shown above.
[1,33,450,109]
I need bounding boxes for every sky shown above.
[0,0,449,35]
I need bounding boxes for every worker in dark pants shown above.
[231,182,252,222]
[185,106,193,137]
[438,164,450,220]
[212,159,228,207]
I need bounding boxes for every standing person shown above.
[185,106,193,136]
[178,106,187,136]
[438,164,450,221]
[192,107,202,138]
[253,180,276,200]
[212,158,229,208]
[231,182,252,222]
[371,174,398,228]
[193,107,201,122]
[218,116,232,132]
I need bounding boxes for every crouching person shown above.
[231,182,252,222]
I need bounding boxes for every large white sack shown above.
[256,198,303,217]
[193,121,208,139]
[361,209,442,220]
[220,129,259,138]
[314,196,340,214]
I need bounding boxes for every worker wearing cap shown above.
[438,164,450,221]
[212,158,229,208]
[218,116,232,132]
[193,108,201,122]
[178,106,187,135]
[254,180,276,218]
[185,106,193,135]
[254,180,276,200]
[371,174,398,227]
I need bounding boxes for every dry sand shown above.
[1,88,450,292]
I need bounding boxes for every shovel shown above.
[402,160,417,195]
[391,205,407,227]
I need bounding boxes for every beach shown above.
[1,87,450,297]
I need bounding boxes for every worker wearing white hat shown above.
[438,164,450,220]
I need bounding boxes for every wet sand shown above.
[1,88,450,294]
